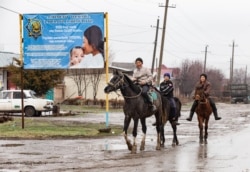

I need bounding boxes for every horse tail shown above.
[174,97,182,117]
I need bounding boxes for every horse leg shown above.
[198,118,204,144]
[204,118,209,144]
[155,112,161,150]
[140,118,146,151]
[123,115,133,151]
[171,121,179,146]
[131,118,139,154]
[160,124,165,147]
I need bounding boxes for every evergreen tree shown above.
[7,64,65,96]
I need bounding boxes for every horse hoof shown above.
[156,145,161,150]
[140,141,145,151]
[131,145,137,154]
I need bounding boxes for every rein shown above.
[123,88,142,99]
[108,74,143,99]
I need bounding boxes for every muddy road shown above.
[1,103,250,172]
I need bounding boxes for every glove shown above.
[195,94,200,99]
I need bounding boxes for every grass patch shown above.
[59,104,123,113]
[0,117,123,139]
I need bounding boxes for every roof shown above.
[111,62,135,71]
[0,51,20,68]
[153,64,179,75]
[110,62,135,75]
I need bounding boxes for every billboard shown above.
[23,13,104,69]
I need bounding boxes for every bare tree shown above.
[179,59,203,97]
[206,68,225,96]
[67,69,90,96]
[90,69,103,101]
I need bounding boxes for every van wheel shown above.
[25,107,36,117]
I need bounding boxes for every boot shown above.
[186,111,194,121]
[213,110,221,120]
[186,101,198,121]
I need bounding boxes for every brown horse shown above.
[194,88,212,144]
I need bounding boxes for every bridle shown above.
[107,74,142,99]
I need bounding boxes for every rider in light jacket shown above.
[132,57,156,112]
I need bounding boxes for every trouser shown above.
[141,85,153,105]
[208,98,217,112]
[166,97,177,120]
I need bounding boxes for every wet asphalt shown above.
[0,103,250,172]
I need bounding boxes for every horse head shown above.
[195,89,206,103]
[104,70,141,97]
[104,70,125,94]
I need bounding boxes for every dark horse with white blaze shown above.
[194,88,212,144]
[104,70,167,153]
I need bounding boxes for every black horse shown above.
[104,70,167,153]
[160,96,182,147]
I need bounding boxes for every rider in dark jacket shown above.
[160,73,179,125]
[186,73,222,121]
[153,72,179,126]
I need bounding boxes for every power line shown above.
[0,5,20,14]
[109,39,153,44]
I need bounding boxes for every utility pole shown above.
[229,40,237,84]
[156,0,175,86]
[151,17,160,74]
[244,65,247,84]
[230,58,232,84]
[203,45,208,73]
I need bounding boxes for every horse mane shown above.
[123,74,141,93]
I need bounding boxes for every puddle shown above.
[1,144,24,147]
[19,152,43,155]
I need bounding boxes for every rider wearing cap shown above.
[186,73,222,121]
[132,57,156,112]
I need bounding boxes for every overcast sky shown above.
[1,0,250,78]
